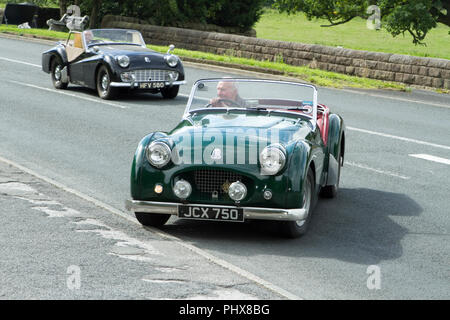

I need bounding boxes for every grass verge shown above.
[255,9,450,60]
[0,25,411,91]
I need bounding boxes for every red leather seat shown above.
[317,104,330,145]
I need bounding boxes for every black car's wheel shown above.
[135,212,171,227]
[161,85,179,99]
[280,168,315,238]
[51,56,68,89]
[320,144,344,198]
[96,65,117,100]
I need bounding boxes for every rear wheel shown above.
[96,65,117,100]
[135,212,171,227]
[320,146,344,198]
[279,168,314,238]
[161,85,179,99]
[51,56,68,89]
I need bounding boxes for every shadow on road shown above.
[160,188,422,265]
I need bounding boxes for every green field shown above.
[255,9,450,60]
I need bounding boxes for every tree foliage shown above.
[6,0,265,32]
[272,0,450,45]
[78,0,265,32]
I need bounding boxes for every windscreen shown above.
[84,29,145,47]
[185,79,317,124]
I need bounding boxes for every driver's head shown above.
[84,30,93,43]
[217,81,238,101]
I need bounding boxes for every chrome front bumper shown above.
[125,200,307,222]
[110,80,186,88]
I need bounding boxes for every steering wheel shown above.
[206,99,242,108]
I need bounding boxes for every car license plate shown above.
[139,82,165,89]
[178,205,244,222]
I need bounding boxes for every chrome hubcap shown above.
[54,65,61,81]
[297,178,311,227]
[101,74,109,91]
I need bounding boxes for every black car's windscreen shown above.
[186,79,317,121]
[83,29,146,47]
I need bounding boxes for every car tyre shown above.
[161,85,179,99]
[279,168,315,238]
[96,65,117,100]
[51,56,68,89]
[135,212,171,227]
[320,145,343,198]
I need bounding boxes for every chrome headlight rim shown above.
[116,55,130,68]
[228,181,247,202]
[146,141,172,168]
[165,54,178,67]
[259,144,287,175]
[173,179,192,199]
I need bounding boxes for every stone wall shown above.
[102,15,450,89]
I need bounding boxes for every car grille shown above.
[194,169,243,194]
[131,69,178,82]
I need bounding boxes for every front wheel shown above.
[160,85,179,99]
[96,65,117,100]
[135,212,171,227]
[279,168,315,238]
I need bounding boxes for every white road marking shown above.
[0,56,41,68]
[347,126,450,151]
[7,80,130,109]
[346,161,410,180]
[0,154,301,300]
[341,89,450,109]
[409,154,450,165]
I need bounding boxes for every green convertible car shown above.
[125,78,345,237]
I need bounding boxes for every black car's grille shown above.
[194,169,243,194]
[131,69,178,82]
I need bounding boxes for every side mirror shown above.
[167,44,175,54]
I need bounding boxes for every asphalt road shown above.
[0,35,449,299]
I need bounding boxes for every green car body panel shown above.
[130,110,345,210]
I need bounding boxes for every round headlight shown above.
[174,179,192,199]
[165,55,178,67]
[228,181,247,202]
[146,141,171,168]
[117,55,130,68]
[259,145,286,175]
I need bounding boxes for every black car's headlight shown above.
[146,141,171,168]
[259,144,287,175]
[116,55,130,68]
[165,54,178,67]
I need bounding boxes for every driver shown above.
[209,81,245,108]
[84,30,94,45]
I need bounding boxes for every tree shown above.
[273,0,449,45]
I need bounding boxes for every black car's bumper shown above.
[110,80,186,88]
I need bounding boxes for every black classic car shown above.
[126,78,345,238]
[42,28,186,99]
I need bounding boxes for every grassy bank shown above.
[0,25,409,91]
[255,9,450,60]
